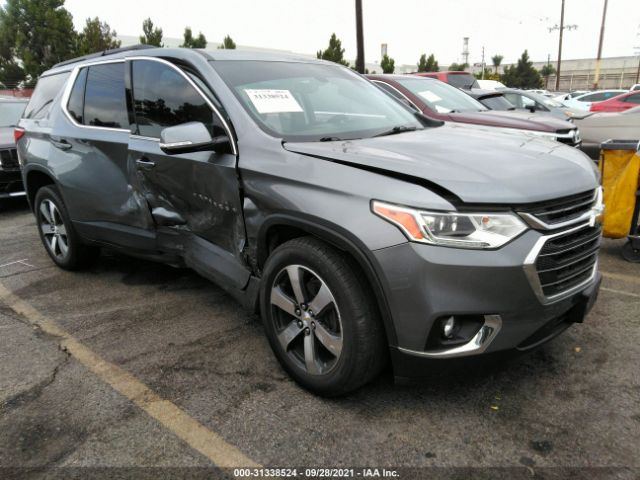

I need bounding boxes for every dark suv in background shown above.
[17,46,602,395]
[0,97,28,203]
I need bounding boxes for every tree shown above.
[448,62,468,71]
[76,17,121,56]
[139,18,163,47]
[316,33,349,67]
[217,35,236,49]
[0,0,77,85]
[181,27,207,48]
[381,54,395,74]
[540,64,556,89]
[417,53,438,73]
[500,50,543,89]
[491,54,503,74]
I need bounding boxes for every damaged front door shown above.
[127,58,245,267]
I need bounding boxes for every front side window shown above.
[213,61,422,142]
[132,60,220,139]
[24,72,70,120]
[396,78,486,113]
[83,63,128,128]
[480,94,515,110]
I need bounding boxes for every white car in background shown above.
[572,105,640,159]
[562,89,627,111]
[476,79,506,90]
[630,84,640,92]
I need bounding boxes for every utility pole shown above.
[555,0,565,91]
[481,46,485,79]
[593,0,608,89]
[548,0,577,91]
[355,0,365,74]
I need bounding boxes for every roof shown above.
[47,44,329,76]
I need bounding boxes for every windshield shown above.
[526,92,564,108]
[396,78,486,113]
[212,61,422,142]
[0,102,27,127]
[447,73,479,89]
[480,94,515,110]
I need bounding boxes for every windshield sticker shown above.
[418,91,442,103]
[244,89,303,114]
[434,105,452,113]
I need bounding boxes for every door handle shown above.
[136,157,155,169]
[50,137,72,151]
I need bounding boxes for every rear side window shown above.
[132,60,219,138]
[83,63,128,129]
[24,72,70,120]
[66,67,87,124]
[623,93,640,104]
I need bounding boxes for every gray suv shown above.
[17,46,603,395]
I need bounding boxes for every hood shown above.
[283,123,598,205]
[0,127,15,149]
[472,110,577,131]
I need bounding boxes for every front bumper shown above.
[372,227,601,379]
[0,170,25,199]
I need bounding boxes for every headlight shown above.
[372,201,527,249]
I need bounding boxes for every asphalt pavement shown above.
[0,197,638,480]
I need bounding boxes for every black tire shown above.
[34,185,100,270]
[260,236,386,396]
[621,240,640,263]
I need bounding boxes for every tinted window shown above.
[447,73,479,89]
[24,72,70,120]
[66,67,87,124]
[132,60,218,138]
[374,81,405,101]
[481,94,516,110]
[83,63,128,129]
[623,93,640,104]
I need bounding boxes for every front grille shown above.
[519,189,596,227]
[0,148,19,170]
[535,224,601,298]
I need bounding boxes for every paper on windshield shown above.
[418,91,442,103]
[244,89,303,114]
[434,105,452,113]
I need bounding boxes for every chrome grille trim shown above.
[524,222,601,304]
[518,188,603,231]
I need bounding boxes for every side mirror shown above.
[526,105,537,113]
[159,122,231,155]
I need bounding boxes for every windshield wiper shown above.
[319,136,344,142]
[373,125,418,138]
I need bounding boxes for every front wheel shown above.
[260,237,386,396]
[34,186,99,270]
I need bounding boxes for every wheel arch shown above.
[24,166,59,211]
[257,213,398,347]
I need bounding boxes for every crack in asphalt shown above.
[0,347,71,413]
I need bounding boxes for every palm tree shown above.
[540,64,556,89]
[491,55,504,75]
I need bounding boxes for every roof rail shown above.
[53,44,156,69]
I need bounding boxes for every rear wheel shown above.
[260,237,386,396]
[35,186,99,270]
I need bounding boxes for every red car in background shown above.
[590,90,640,112]
[414,71,479,90]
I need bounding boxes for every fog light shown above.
[443,316,456,338]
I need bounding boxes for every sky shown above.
[58,0,640,66]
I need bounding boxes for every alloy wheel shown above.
[39,199,69,260]
[270,265,343,375]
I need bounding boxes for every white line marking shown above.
[601,287,640,299]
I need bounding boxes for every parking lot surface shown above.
[1,197,639,479]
